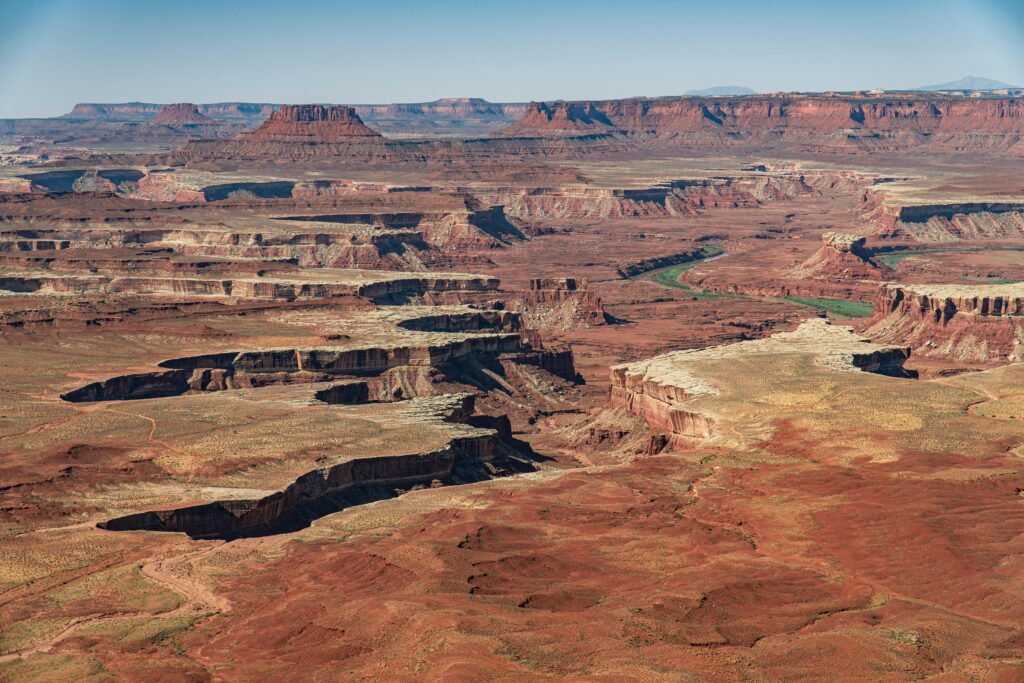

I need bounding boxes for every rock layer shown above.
[867,282,1024,361]
[243,105,384,141]
[500,95,1024,153]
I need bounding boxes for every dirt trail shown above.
[0,539,235,663]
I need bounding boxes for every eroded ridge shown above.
[610,319,913,445]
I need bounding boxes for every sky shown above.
[0,0,1022,118]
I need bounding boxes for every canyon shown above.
[2,89,1024,682]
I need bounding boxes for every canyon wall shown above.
[866,283,1024,362]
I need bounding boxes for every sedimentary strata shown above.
[500,94,1024,153]
[867,282,1024,361]
[0,268,498,302]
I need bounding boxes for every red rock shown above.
[246,104,384,141]
[867,282,1024,362]
[151,103,215,126]
[499,94,1024,153]
[790,232,891,280]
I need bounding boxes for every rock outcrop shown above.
[471,174,816,220]
[610,319,912,447]
[517,277,609,330]
[502,101,617,135]
[871,200,1024,242]
[175,104,393,161]
[866,283,1024,362]
[151,103,214,126]
[790,232,891,280]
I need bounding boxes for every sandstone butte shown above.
[789,232,892,280]
[150,103,215,126]
[244,104,384,141]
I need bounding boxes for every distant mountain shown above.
[915,76,1021,91]
[683,86,756,96]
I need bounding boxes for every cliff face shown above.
[870,200,1024,241]
[472,174,815,220]
[866,283,1024,362]
[151,103,214,126]
[499,95,1024,152]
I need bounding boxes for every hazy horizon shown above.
[1,0,1023,118]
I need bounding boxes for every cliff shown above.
[610,319,912,447]
[498,94,1024,153]
[866,283,1024,362]
[870,199,1024,241]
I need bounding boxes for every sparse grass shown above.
[875,245,1024,269]
[783,297,874,318]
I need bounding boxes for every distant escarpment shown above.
[63,98,528,135]
[866,283,1024,362]
[65,102,275,122]
[499,95,1024,153]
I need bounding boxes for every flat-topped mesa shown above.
[866,282,1024,362]
[497,94,1024,152]
[247,104,384,141]
[790,232,891,280]
[610,319,912,447]
[151,103,214,126]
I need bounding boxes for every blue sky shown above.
[1,0,1022,117]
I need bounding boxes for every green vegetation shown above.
[640,244,742,299]
[876,245,1024,269]
[783,296,874,318]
